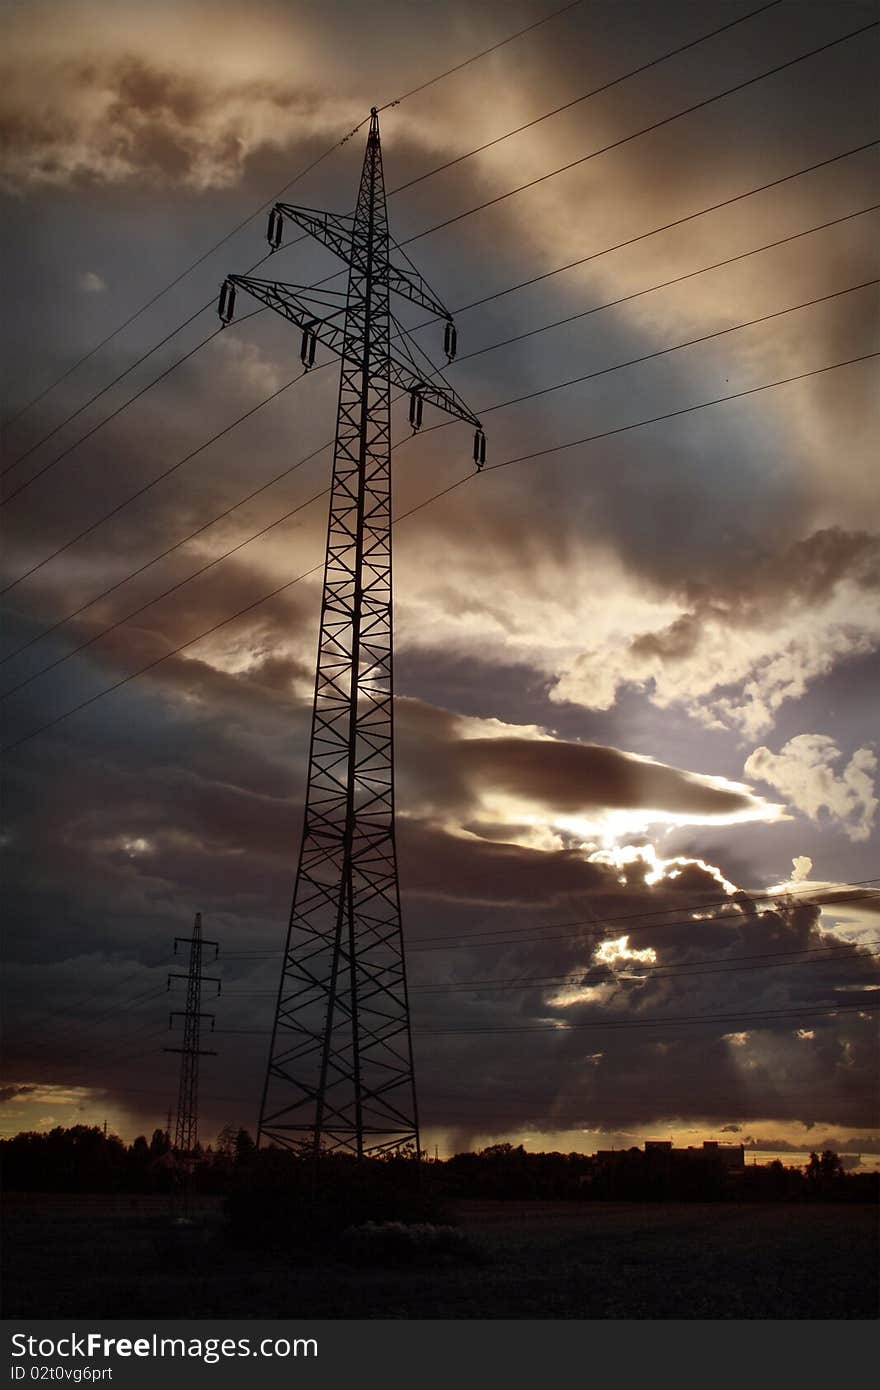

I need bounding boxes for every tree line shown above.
[2,1128,877,1203]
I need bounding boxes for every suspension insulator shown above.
[444,320,457,360]
[473,428,486,469]
[300,325,317,370]
[218,280,236,326]
[267,206,284,251]
[409,390,423,432]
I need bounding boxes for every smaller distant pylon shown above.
[164,912,221,1156]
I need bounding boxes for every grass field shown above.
[3,1195,877,1319]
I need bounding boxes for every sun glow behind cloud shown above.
[585,842,739,893]
[2,0,877,1158]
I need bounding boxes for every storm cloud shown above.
[2,0,878,1153]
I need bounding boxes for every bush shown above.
[338,1220,486,1267]
[223,1150,449,1254]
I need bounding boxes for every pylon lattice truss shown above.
[221,110,483,1158]
[164,911,220,1154]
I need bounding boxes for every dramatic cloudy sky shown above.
[2,0,878,1161]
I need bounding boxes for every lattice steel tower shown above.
[220,109,483,1158]
[164,912,221,1153]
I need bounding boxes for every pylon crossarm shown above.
[228,276,350,355]
[383,351,481,427]
[275,202,452,321]
[274,204,356,267]
[229,274,479,428]
[380,254,451,319]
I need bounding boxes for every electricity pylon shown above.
[164,911,221,1154]
[220,109,483,1159]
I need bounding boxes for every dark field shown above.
[3,1195,878,1319]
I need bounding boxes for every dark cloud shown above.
[396,697,764,824]
[464,735,753,816]
[2,0,878,1152]
[0,52,358,191]
[632,528,880,662]
[0,1085,36,1104]
[400,819,611,907]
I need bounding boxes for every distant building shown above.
[589,1140,745,1194]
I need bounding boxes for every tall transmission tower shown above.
[164,912,221,1153]
[220,109,483,1159]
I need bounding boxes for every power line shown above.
[212,1002,880,1038]
[295,18,862,302]
[0,0,790,490]
[377,0,586,109]
[422,1078,880,1103]
[434,279,880,427]
[19,1038,170,1073]
[406,948,880,995]
[15,930,875,1060]
[10,139,872,537]
[1,393,325,664]
[7,974,170,1051]
[222,887,880,960]
[419,1002,880,1036]
[397,21,879,250]
[25,942,875,1069]
[482,350,878,475]
[11,1074,873,1113]
[5,278,872,699]
[8,987,169,1062]
[5,191,330,435]
[1,359,307,600]
[447,204,880,367]
[406,884,879,944]
[5,0,585,430]
[46,956,873,1061]
[0,439,330,667]
[214,944,880,995]
[263,114,878,331]
[387,0,784,195]
[1,483,328,700]
[445,143,879,321]
[3,192,874,618]
[4,196,873,652]
[8,18,867,488]
[1,305,219,481]
[2,350,875,755]
[0,323,230,509]
[4,113,870,529]
[405,893,880,954]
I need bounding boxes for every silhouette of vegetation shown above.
[224,1147,446,1252]
[2,1130,877,1317]
[0,1124,254,1195]
[443,1142,592,1199]
[1,1128,876,1210]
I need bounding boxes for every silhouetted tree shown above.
[806,1149,844,1196]
[149,1127,170,1157]
[234,1128,256,1166]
